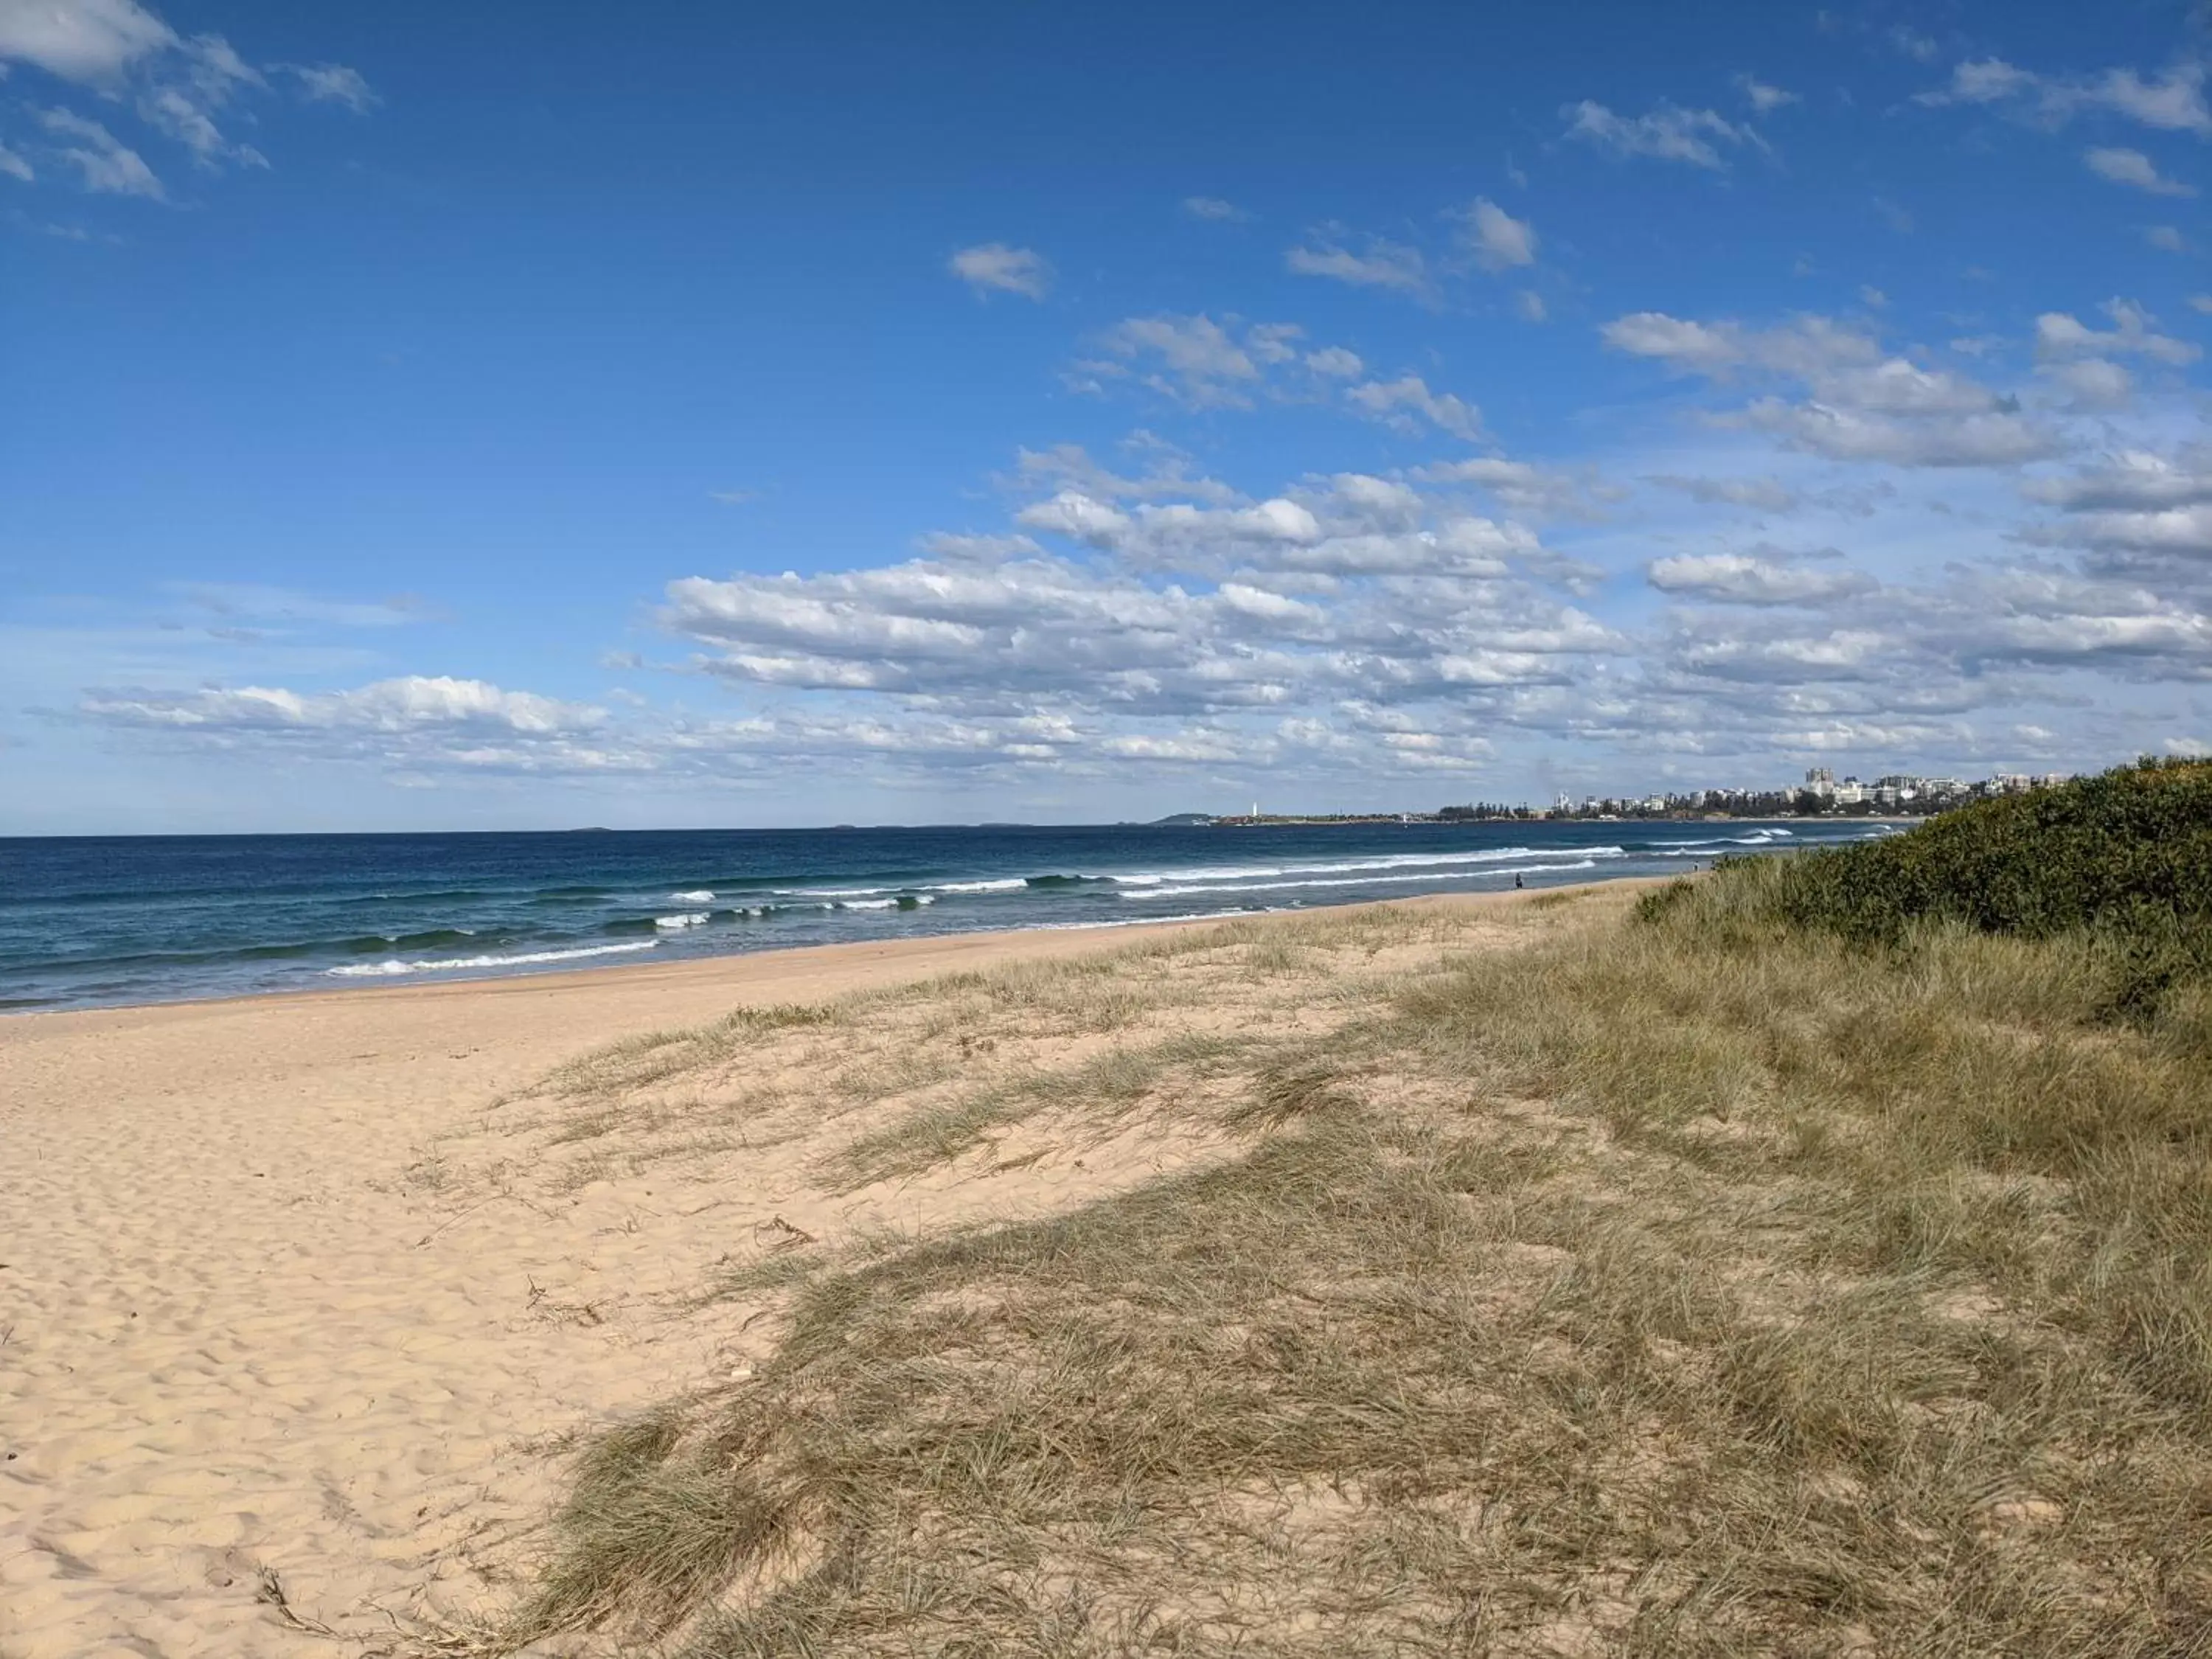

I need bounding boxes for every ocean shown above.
[0,818,1892,1012]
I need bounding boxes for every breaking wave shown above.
[327,941,660,978]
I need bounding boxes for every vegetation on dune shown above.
[494,767,2212,1656]
[1714,757,2212,1015]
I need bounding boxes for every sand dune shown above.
[0,895,1542,1657]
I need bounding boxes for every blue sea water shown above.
[0,819,1891,1012]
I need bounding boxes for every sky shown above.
[4,0,2212,833]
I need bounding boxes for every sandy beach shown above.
[0,892,1549,1658]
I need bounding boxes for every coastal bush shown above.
[1736,755,2212,961]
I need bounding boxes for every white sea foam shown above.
[669,889,715,902]
[837,895,936,910]
[1113,846,1621,888]
[655,912,711,930]
[1124,860,1600,900]
[931,877,1030,894]
[327,941,659,978]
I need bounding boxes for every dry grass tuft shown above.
[494,883,2212,1655]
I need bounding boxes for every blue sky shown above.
[4,0,2211,832]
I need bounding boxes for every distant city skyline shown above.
[4,0,2210,834]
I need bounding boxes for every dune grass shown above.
[494,768,2212,1655]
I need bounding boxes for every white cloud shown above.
[0,0,173,80]
[1285,236,1432,299]
[1418,456,1618,521]
[1922,58,2212,136]
[2084,146,2195,196]
[83,675,605,737]
[0,4,372,192]
[2025,448,2212,571]
[1093,313,1261,408]
[1182,195,1249,222]
[2034,299,2198,365]
[1601,311,1882,379]
[1080,314,1382,418]
[949,242,1051,300]
[648,468,1609,751]
[1738,399,2061,467]
[1607,307,2065,470]
[1649,553,1876,605]
[1009,438,1237,506]
[2043,358,2135,409]
[38,106,161,197]
[2028,448,2212,512]
[2146,224,2186,253]
[1459,197,1537,270]
[277,61,378,112]
[1344,374,1483,441]
[1737,75,1797,114]
[0,143,32,182]
[1562,100,1756,169]
[1515,290,1547,323]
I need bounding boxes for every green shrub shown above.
[1739,759,2212,966]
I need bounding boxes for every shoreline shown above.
[2,877,1672,1026]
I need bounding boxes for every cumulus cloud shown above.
[1077,314,1388,422]
[655,470,1610,748]
[81,675,606,747]
[2034,299,2199,365]
[1606,307,2065,469]
[1009,438,1238,506]
[2024,448,2212,575]
[1562,100,1756,169]
[1601,310,1882,378]
[38,107,161,197]
[1418,456,1619,521]
[2028,447,2212,512]
[949,242,1051,299]
[1090,313,1263,408]
[2043,358,2135,410]
[1921,58,2212,136]
[1737,75,1797,113]
[1285,235,1432,299]
[276,61,378,111]
[1648,552,1877,605]
[2084,146,2195,195]
[1344,374,1483,441]
[0,0,175,80]
[0,1,372,194]
[1458,197,1537,271]
[1738,398,2061,467]
[77,424,2212,793]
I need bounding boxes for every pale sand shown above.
[0,891,1579,1657]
